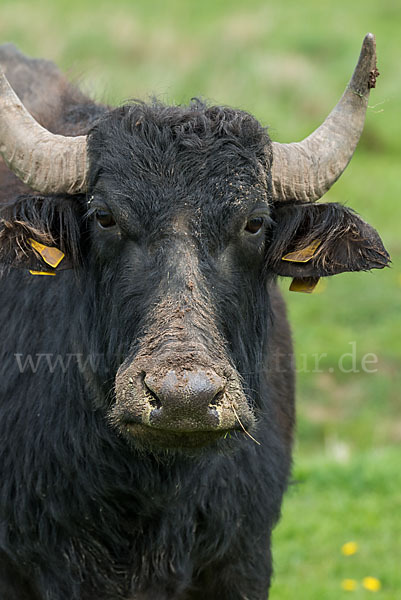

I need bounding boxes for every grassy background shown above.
[1,0,400,597]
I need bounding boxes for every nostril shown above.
[142,374,162,410]
[208,389,224,409]
[147,389,162,410]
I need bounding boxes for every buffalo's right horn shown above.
[0,69,87,195]
[271,33,378,202]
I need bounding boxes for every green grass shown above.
[271,447,401,599]
[1,0,400,597]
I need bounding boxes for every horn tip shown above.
[348,32,379,96]
[362,33,377,62]
[364,32,376,44]
[363,33,379,90]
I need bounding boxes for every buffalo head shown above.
[0,34,388,450]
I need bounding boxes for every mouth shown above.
[119,422,238,449]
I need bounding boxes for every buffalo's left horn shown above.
[271,33,378,202]
[0,69,87,194]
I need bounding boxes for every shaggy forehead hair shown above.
[87,99,273,195]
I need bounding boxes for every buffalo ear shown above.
[267,202,390,278]
[0,194,83,273]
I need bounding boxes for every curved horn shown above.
[0,69,87,194]
[271,33,379,202]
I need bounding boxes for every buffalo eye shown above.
[245,217,264,234]
[95,209,116,229]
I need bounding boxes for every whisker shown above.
[231,404,261,446]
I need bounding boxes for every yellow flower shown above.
[362,577,381,591]
[341,541,359,556]
[341,579,358,591]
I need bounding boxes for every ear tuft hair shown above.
[267,202,390,278]
[0,195,84,273]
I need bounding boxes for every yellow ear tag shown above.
[29,270,56,276]
[282,239,321,263]
[289,277,320,293]
[29,239,65,268]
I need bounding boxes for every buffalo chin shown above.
[118,422,238,450]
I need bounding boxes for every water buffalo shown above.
[0,34,388,599]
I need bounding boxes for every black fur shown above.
[0,48,389,600]
[267,202,389,277]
